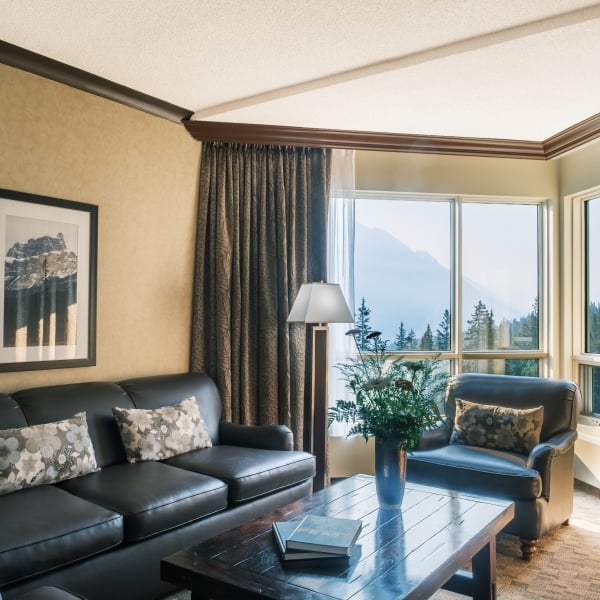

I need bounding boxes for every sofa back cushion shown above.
[445,373,581,441]
[12,382,134,468]
[119,373,222,443]
[0,394,28,429]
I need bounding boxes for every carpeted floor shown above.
[163,479,600,600]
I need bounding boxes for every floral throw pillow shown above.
[0,412,99,496]
[450,399,544,455]
[112,396,212,463]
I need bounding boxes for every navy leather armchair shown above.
[407,373,581,560]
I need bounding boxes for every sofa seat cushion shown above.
[407,444,542,500]
[0,485,123,586]
[58,461,228,542]
[164,445,316,504]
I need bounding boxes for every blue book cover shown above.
[285,514,362,555]
[272,520,345,561]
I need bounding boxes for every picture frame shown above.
[0,188,98,371]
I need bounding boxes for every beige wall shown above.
[356,150,558,197]
[0,65,201,392]
[558,140,600,198]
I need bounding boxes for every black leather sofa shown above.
[407,373,581,560]
[1,587,86,600]
[0,373,316,600]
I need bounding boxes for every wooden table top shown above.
[161,474,514,600]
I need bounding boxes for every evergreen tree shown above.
[406,328,416,350]
[487,309,496,349]
[420,324,434,350]
[355,297,374,351]
[520,296,539,350]
[436,309,451,351]
[464,300,493,350]
[395,322,407,350]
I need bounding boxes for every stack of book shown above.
[271,514,362,562]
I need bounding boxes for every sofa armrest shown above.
[527,429,578,499]
[219,421,294,451]
[415,417,453,450]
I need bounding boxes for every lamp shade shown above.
[287,282,353,324]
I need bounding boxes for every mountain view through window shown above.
[353,195,540,376]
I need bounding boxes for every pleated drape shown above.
[190,143,330,449]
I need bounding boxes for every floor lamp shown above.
[287,282,353,492]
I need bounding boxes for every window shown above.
[576,194,600,415]
[586,198,600,356]
[354,196,451,351]
[350,192,547,376]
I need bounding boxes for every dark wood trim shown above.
[0,40,193,123]
[4,39,600,158]
[184,120,547,159]
[543,112,600,159]
[311,326,329,493]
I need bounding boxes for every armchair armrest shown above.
[219,421,294,451]
[415,417,453,451]
[527,429,578,499]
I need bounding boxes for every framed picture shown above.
[0,189,98,371]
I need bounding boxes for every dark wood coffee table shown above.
[161,474,514,600]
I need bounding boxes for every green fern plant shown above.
[328,329,448,450]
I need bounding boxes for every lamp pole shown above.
[288,282,353,493]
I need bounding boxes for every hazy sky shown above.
[355,197,540,319]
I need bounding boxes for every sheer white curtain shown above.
[327,149,355,436]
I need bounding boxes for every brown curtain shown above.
[190,143,331,449]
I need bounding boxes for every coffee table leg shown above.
[471,537,497,600]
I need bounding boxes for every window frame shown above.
[571,188,600,415]
[353,191,550,376]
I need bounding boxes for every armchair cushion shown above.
[450,399,544,455]
[408,443,542,499]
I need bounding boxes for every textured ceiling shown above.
[2,0,600,140]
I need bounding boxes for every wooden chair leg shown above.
[520,538,538,560]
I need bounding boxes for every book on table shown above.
[272,514,362,560]
[272,521,344,561]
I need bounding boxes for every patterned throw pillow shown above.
[0,412,99,496]
[450,399,544,455]
[112,396,212,463]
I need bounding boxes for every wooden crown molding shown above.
[3,40,600,159]
[543,112,600,159]
[183,120,547,160]
[185,116,600,160]
[0,40,193,123]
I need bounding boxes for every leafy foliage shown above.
[328,330,449,449]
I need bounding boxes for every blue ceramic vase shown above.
[375,437,407,509]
